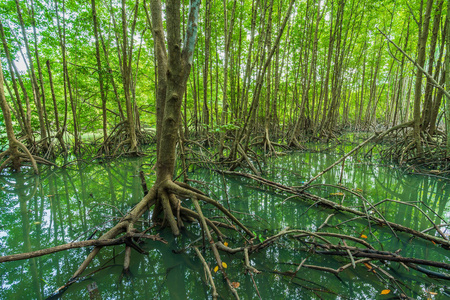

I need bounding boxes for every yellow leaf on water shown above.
[360,234,368,239]
[330,192,344,196]
[224,242,229,247]
[214,266,219,273]
[222,262,227,269]
[380,289,390,295]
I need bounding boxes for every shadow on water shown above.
[0,146,449,299]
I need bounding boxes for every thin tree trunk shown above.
[421,0,443,130]
[0,22,33,145]
[46,60,66,153]
[413,0,433,155]
[202,0,211,133]
[445,0,450,153]
[14,0,48,151]
[91,0,109,153]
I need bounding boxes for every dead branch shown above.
[220,170,450,247]
[0,232,166,263]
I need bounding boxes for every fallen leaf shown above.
[380,289,390,295]
[363,263,372,270]
[360,234,368,239]
[330,192,344,196]
[222,262,227,269]
[231,282,240,288]
[224,242,229,247]
[214,266,219,273]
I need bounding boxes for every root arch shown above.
[52,178,254,297]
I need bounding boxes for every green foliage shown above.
[0,119,6,147]
[0,0,446,147]
[253,231,265,243]
[204,122,240,134]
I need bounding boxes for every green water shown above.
[0,147,449,299]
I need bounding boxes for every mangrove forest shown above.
[0,0,449,298]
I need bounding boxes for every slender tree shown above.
[0,60,38,173]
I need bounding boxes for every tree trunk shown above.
[0,61,38,174]
[0,22,33,146]
[121,0,138,152]
[413,0,433,156]
[14,0,48,151]
[46,60,67,153]
[421,0,444,130]
[90,0,109,154]
[202,0,211,133]
[445,0,450,153]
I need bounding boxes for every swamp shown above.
[0,0,450,299]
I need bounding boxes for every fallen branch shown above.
[317,250,450,271]
[0,233,166,263]
[220,170,450,247]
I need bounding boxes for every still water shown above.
[0,146,449,299]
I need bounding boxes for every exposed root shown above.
[101,121,154,156]
[0,138,51,174]
[369,121,450,172]
[194,247,219,300]
[220,170,450,248]
[44,178,253,296]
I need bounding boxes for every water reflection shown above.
[0,148,449,299]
